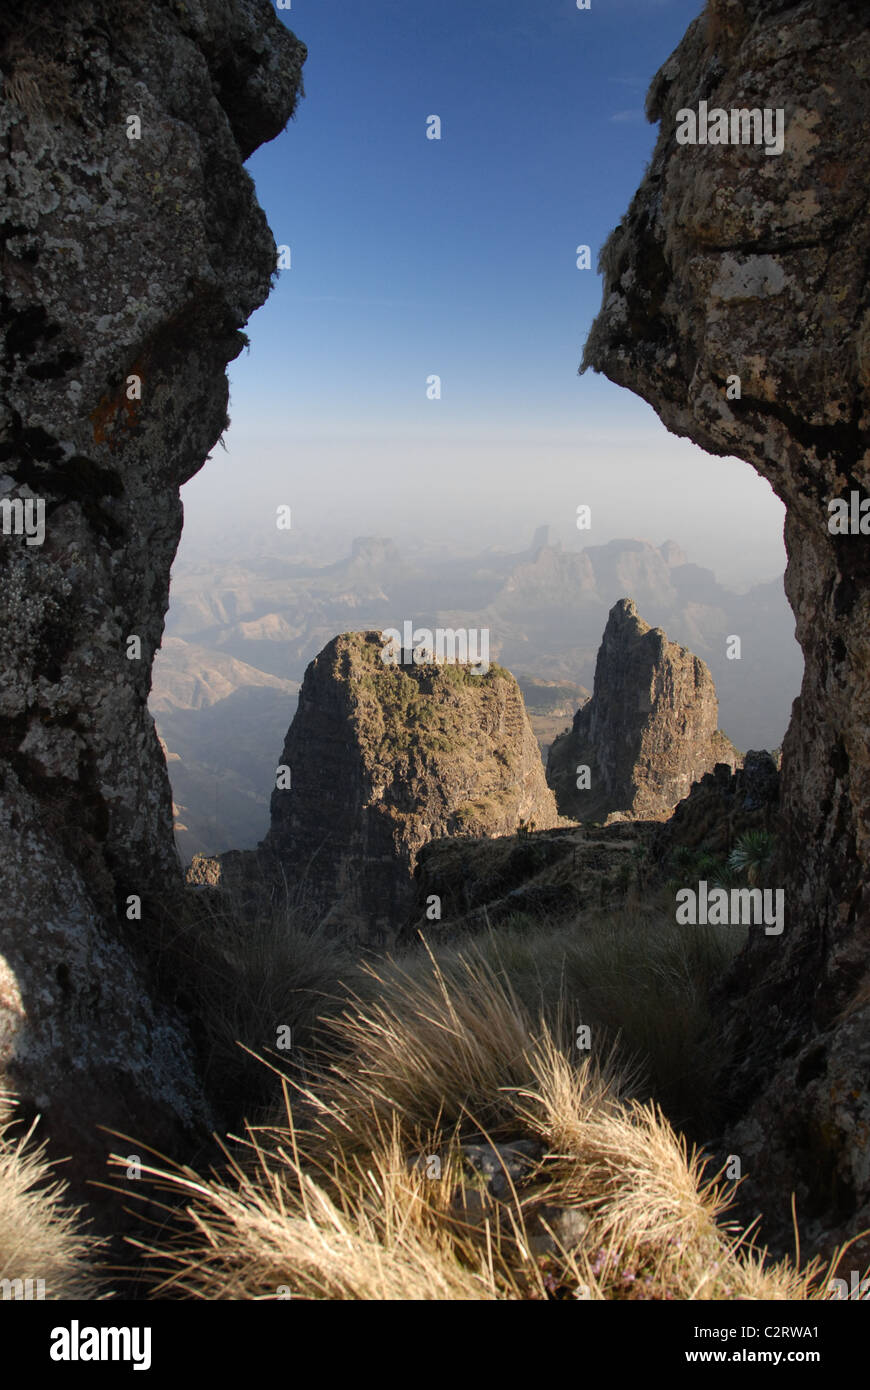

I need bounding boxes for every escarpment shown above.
[547,598,739,822]
[583,0,870,1254]
[249,631,560,942]
[0,2,304,1202]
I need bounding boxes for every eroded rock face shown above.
[0,1,304,1199]
[650,750,780,864]
[258,631,560,942]
[547,598,739,822]
[582,0,870,1254]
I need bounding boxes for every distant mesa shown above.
[660,538,688,568]
[547,598,740,822]
[348,536,403,567]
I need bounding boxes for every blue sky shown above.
[181,0,788,585]
[243,0,703,431]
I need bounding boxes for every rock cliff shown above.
[0,1,304,1200]
[582,0,870,1254]
[547,599,739,821]
[257,631,560,941]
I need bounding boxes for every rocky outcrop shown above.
[409,819,651,939]
[547,599,739,822]
[0,1,304,1204]
[255,631,560,941]
[582,0,870,1255]
[650,749,780,865]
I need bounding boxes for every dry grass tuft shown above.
[301,943,569,1158]
[115,1121,512,1301]
[116,955,857,1301]
[0,1094,106,1300]
[410,902,743,1131]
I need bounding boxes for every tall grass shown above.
[155,882,374,1121]
[8,883,857,1300]
[389,897,744,1132]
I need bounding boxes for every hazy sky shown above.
[179,0,787,589]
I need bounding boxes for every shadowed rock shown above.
[582,0,870,1257]
[650,750,780,864]
[0,0,304,1213]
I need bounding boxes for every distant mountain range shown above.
[152,529,802,862]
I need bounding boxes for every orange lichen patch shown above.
[88,359,146,449]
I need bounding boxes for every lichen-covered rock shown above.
[582,0,870,1254]
[547,598,739,822]
[256,631,560,942]
[0,1,304,1205]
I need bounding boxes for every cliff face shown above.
[0,1,304,1190]
[548,599,738,822]
[260,631,560,941]
[583,0,870,1252]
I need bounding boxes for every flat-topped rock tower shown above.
[258,631,560,941]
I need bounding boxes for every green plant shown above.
[728,830,776,887]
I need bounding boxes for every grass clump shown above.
[114,956,855,1301]
[399,903,744,1132]
[0,1094,105,1300]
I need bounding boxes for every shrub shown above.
[728,830,776,887]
